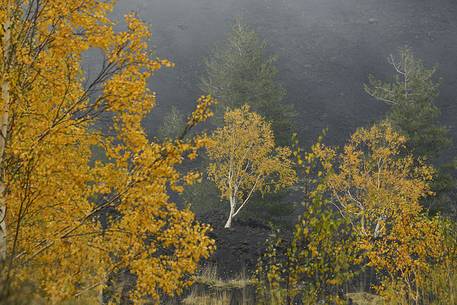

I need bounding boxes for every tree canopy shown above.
[207,105,296,228]
[313,123,443,302]
[201,20,295,145]
[365,48,455,214]
[365,48,451,161]
[0,1,215,303]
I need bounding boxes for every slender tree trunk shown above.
[224,197,235,228]
[0,1,12,261]
[0,85,9,262]
[98,282,104,305]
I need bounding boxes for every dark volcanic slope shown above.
[113,0,457,149]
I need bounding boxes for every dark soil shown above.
[199,210,273,278]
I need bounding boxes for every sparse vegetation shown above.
[346,292,384,305]
[182,265,255,305]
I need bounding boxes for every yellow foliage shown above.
[256,134,360,305]
[207,105,296,227]
[313,122,444,301]
[0,1,214,303]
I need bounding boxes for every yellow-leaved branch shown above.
[0,1,215,303]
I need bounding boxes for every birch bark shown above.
[0,0,12,260]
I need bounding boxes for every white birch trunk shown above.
[224,197,236,228]
[0,2,12,261]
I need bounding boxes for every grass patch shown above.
[346,292,384,305]
[193,265,255,290]
[183,265,255,305]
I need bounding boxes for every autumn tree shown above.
[0,1,214,303]
[364,48,455,214]
[313,122,444,303]
[207,106,296,228]
[418,219,457,305]
[255,135,359,305]
[256,198,359,305]
[200,20,295,145]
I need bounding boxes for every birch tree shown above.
[0,1,215,303]
[0,0,13,262]
[207,105,296,228]
[313,122,443,302]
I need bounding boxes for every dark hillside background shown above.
[111,0,457,149]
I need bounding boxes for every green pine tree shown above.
[200,20,295,145]
[365,48,455,214]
